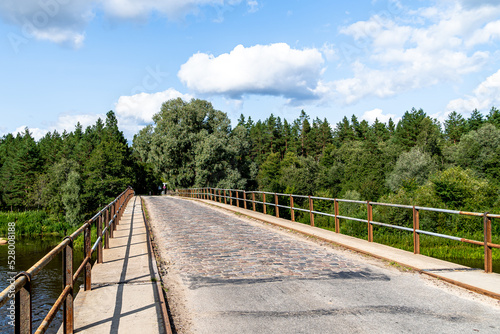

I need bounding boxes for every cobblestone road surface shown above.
[145,196,500,334]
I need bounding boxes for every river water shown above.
[0,236,84,333]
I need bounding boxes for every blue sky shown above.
[1,0,500,141]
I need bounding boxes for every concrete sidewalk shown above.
[188,197,500,300]
[60,196,167,334]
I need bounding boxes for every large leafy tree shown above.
[452,123,500,184]
[140,98,250,189]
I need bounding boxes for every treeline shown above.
[0,111,160,228]
[134,99,500,234]
[2,98,500,234]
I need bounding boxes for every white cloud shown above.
[115,88,192,124]
[12,113,103,141]
[7,89,191,142]
[360,108,397,124]
[178,43,325,101]
[32,28,85,48]
[446,69,500,113]
[55,113,104,131]
[14,126,48,141]
[334,1,500,104]
[114,88,193,139]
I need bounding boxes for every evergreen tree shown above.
[62,170,82,226]
[467,109,484,132]
[486,106,500,128]
[444,111,467,144]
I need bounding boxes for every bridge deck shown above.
[194,197,500,300]
[145,196,500,333]
[60,196,166,334]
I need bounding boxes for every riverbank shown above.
[0,210,72,236]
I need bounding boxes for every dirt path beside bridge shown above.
[144,196,500,334]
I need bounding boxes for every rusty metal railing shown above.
[179,187,499,273]
[0,186,134,334]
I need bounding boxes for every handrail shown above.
[0,186,134,334]
[178,187,499,274]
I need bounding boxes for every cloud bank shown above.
[178,43,325,102]
[333,1,500,104]
[1,0,257,48]
[447,69,500,113]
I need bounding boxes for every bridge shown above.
[1,187,500,333]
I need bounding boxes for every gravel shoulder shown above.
[144,196,500,334]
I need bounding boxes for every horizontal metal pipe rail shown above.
[179,187,499,273]
[0,186,134,334]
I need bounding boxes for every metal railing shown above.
[0,187,134,334]
[179,187,499,273]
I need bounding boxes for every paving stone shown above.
[145,196,366,289]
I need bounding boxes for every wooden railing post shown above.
[236,191,239,207]
[252,193,256,211]
[224,190,227,204]
[309,195,314,227]
[15,273,32,334]
[263,193,267,215]
[105,208,110,249]
[97,214,103,263]
[110,203,115,238]
[63,238,74,334]
[84,225,92,291]
[116,198,121,227]
[413,206,420,254]
[275,193,279,218]
[243,191,247,209]
[334,199,339,233]
[290,194,295,222]
[118,197,123,225]
[367,201,373,242]
[484,213,492,273]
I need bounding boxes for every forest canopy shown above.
[2,99,500,230]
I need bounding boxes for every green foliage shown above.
[136,98,252,190]
[452,123,500,183]
[467,109,484,132]
[0,211,71,236]
[0,111,136,227]
[444,111,467,144]
[386,147,437,192]
[2,98,500,243]
[62,170,82,226]
[280,155,320,195]
[393,108,443,156]
[428,167,492,211]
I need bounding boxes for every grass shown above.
[0,210,72,236]
[388,261,414,272]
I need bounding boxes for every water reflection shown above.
[0,236,84,333]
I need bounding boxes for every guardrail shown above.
[0,186,134,334]
[178,187,499,273]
